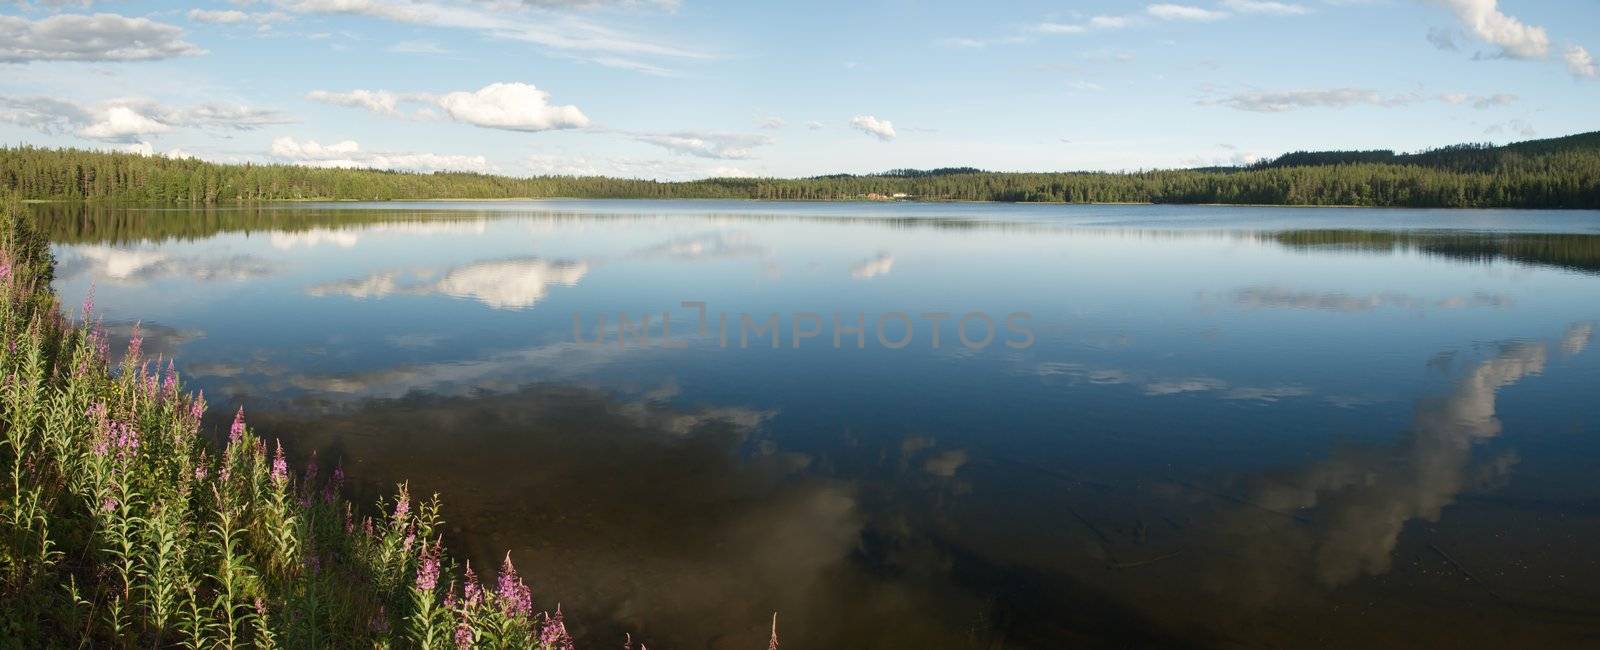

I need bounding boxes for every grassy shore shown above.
[0,190,600,647]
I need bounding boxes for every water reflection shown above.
[35,201,1600,648]
[309,258,589,310]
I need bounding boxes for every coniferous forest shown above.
[3,131,1598,208]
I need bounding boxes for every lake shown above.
[36,200,1600,648]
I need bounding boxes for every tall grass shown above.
[0,190,596,647]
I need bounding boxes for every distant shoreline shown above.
[25,197,1599,211]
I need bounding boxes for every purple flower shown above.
[92,321,109,361]
[463,562,482,607]
[229,406,246,444]
[454,622,474,650]
[393,485,411,523]
[0,261,12,284]
[101,497,117,512]
[496,553,533,618]
[324,463,345,504]
[162,361,177,396]
[127,322,143,362]
[190,391,206,422]
[255,598,268,617]
[270,441,289,486]
[81,286,94,320]
[538,606,573,650]
[416,543,441,592]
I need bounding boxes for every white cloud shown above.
[1089,15,1131,29]
[759,116,785,129]
[79,106,172,142]
[183,103,296,129]
[849,252,894,280]
[0,13,204,62]
[187,9,289,26]
[1471,92,1517,108]
[307,89,401,115]
[1211,88,1422,112]
[1221,0,1309,15]
[1566,45,1598,79]
[271,137,361,160]
[1146,4,1228,21]
[805,120,823,130]
[849,115,896,141]
[270,136,493,173]
[1483,119,1537,137]
[0,97,93,134]
[525,153,755,181]
[1,97,291,141]
[309,258,589,310]
[277,0,707,74]
[631,131,772,159]
[1034,22,1088,34]
[436,82,589,132]
[1425,0,1549,59]
[188,9,250,24]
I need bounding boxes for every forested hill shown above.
[3,130,1598,208]
[1255,131,1600,172]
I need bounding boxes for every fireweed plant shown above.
[0,192,786,648]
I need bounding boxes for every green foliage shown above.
[0,196,579,648]
[4,129,1599,208]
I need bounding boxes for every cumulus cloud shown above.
[849,115,896,141]
[270,136,492,173]
[307,89,401,115]
[631,131,771,159]
[436,82,589,131]
[0,13,204,62]
[78,106,171,142]
[1425,0,1549,59]
[1566,45,1598,79]
[1146,3,1228,21]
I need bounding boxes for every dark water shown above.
[37,201,1600,648]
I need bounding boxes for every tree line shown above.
[3,130,1598,208]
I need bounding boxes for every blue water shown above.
[40,201,1600,648]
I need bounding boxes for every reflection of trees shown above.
[1272,230,1600,275]
[38,205,1600,280]
[248,384,980,649]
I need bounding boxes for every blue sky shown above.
[2,0,1597,179]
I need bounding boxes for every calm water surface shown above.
[37,201,1600,648]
